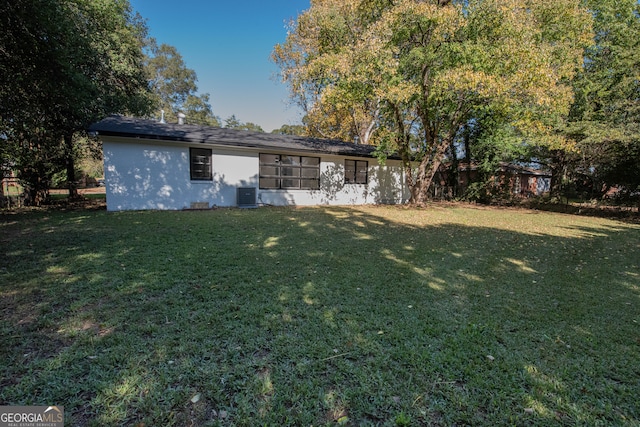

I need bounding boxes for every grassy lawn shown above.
[1,205,639,426]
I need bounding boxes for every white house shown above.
[89,116,410,211]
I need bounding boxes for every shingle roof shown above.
[89,116,387,159]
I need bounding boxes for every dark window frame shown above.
[259,153,320,190]
[190,147,213,181]
[345,159,368,184]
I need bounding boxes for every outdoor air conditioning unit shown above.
[237,187,257,208]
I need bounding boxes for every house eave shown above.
[90,116,398,160]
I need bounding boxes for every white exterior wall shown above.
[103,137,408,211]
[257,155,407,206]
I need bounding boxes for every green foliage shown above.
[274,0,593,204]
[240,122,265,133]
[271,124,307,136]
[574,0,640,125]
[462,181,491,203]
[560,0,640,201]
[6,129,66,204]
[182,93,222,127]
[0,0,152,203]
[143,39,221,127]
[145,41,197,114]
[394,411,412,426]
[1,0,152,130]
[143,40,222,127]
[224,115,264,132]
[50,136,104,188]
[272,1,381,144]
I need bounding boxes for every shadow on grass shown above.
[1,205,638,426]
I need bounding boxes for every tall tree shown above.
[274,0,593,204]
[561,0,640,202]
[271,124,307,136]
[144,40,220,126]
[1,0,153,202]
[224,115,264,132]
[272,0,380,144]
[182,93,221,127]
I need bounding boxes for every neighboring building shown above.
[89,116,409,211]
[504,164,551,197]
[0,166,22,208]
[434,162,551,199]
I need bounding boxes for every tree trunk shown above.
[448,140,459,197]
[464,126,472,189]
[22,172,49,206]
[64,133,79,199]
[549,150,566,200]
[392,103,419,203]
[360,117,377,145]
[411,138,451,205]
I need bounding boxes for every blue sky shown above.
[130,1,310,132]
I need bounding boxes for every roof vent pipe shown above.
[354,136,360,145]
[160,110,166,124]
[177,112,186,125]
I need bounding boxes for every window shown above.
[190,148,212,181]
[345,159,368,184]
[259,154,320,190]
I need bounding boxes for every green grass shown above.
[1,205,639,426]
